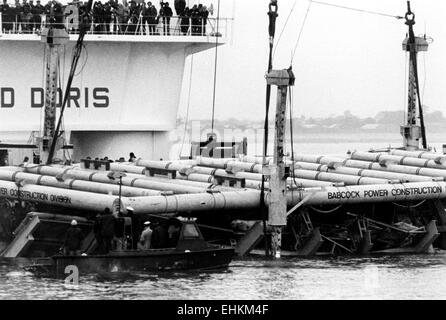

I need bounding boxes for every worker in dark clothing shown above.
[20,4,32,32]
[100,207,115,253]
[93,213,103,253]
[1,0,12,32]
[48,0,64,29]
[12,0,23,32]
[168,223,181,247]
[141,2,149,35]
[150,221,169,248]
[159,1,172,35]
[126,207,141,249]
[114,211,126,250]
[179,6,189,35]
[128,152,136,162]
[103,1,112,33]
[32,0,44,31]
[190,4,199,35]
[63,220,84,255]
[146,1,157,35]
[199,4,208,36]
[114,212,125,237]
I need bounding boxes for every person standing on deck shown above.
[1,0,12,32]
[146,1,156,35]
[139,221,153,249]
[113,211,126,250]
[32,0,44,31]
[100,207,115,253]
[93,213,103,253]
[168,223,181,247]
[199,5,208,36]
[179,6,189,35]
[151,221,169,248]
[141,1,149,34]
[128,152,136,162]
[63,220,84,255]
[21,156,29,166]
[159,0,171,35]
[126,207,141,249]
[13,0,23,32]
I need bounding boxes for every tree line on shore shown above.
[177,109,446,133]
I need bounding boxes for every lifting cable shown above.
[290,0,312,64]
[74,44,89,77]
[310,0,404,20]
[403,53,408,125]
[58,53,72,162]
[290,0,403,63]
[210,0,221,132]
[288,87,299,188]
[272,0,297,60]
[179,55,194,159]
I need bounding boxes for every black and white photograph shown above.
[0,0,445,304]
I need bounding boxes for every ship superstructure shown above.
[0,7,231,164]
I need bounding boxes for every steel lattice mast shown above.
[400,1,429,150]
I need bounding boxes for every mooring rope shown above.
[309,204,343,213]
[392,199,426,209]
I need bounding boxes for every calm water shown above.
[1,254,446,300]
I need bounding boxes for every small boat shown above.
[25,217,235,276]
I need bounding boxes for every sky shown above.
[179,0,446,121]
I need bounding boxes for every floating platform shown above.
[1,147,446,257]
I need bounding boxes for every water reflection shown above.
[1,253,446,299]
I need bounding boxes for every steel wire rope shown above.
[272,0,298,60]
[403,53,408,125]
[179,54,194,159]
[57,55,67,163]
[60,47,72,162]
[290,0,312,64]
[210,0,221,132]
[288,87,299,189]
[392,199,426,209]
[39,45,47,139]
[74,44,88,77]
[422,52,426,102]
[309,205,343,214]
[310,0,404,20]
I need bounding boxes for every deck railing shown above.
[0,14,229,37]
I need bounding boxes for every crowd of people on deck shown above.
[0,0,213,35]
[63,206,182,255]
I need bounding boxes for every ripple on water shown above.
[0,254,446,299]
